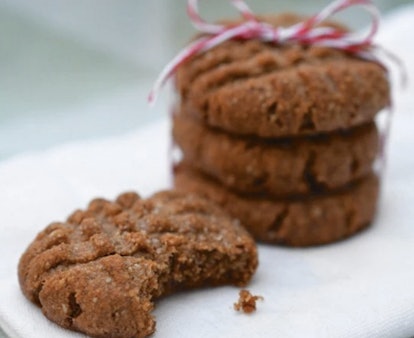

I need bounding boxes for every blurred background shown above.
[0,0,412,161]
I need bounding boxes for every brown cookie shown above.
[18,191,258,338]
[175,14,390,138]
[173,113,379,197]
[174,165,379,247]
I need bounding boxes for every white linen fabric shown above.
[1,4,414,338]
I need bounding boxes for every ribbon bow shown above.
[148,0,397,104]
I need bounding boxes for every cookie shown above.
[174,165,379,247]
[173,113,379,197]
[175,14,390,138]
[18,191,258,338]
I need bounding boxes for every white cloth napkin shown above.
[1,4,414,338]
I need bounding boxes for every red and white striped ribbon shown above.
[148,0,400,104]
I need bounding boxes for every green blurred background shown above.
[0,0,412,162]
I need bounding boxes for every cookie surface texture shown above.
[175,14,390,138]
[18,191,258,338]
[174,165,379,247]
[173,113,379,197]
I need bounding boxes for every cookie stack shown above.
[173,14,390,247]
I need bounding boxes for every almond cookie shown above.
[175,14,390,138]
[18,191,258,338]
[173,113,379,197]
[174,165,379,247]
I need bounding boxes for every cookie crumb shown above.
[234,290,263,314]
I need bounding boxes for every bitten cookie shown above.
[18,191,258,338]
[174,165,379,247]
[173,113,379,197]
[175,14,390,138]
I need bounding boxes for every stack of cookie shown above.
[173,14,390,247]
